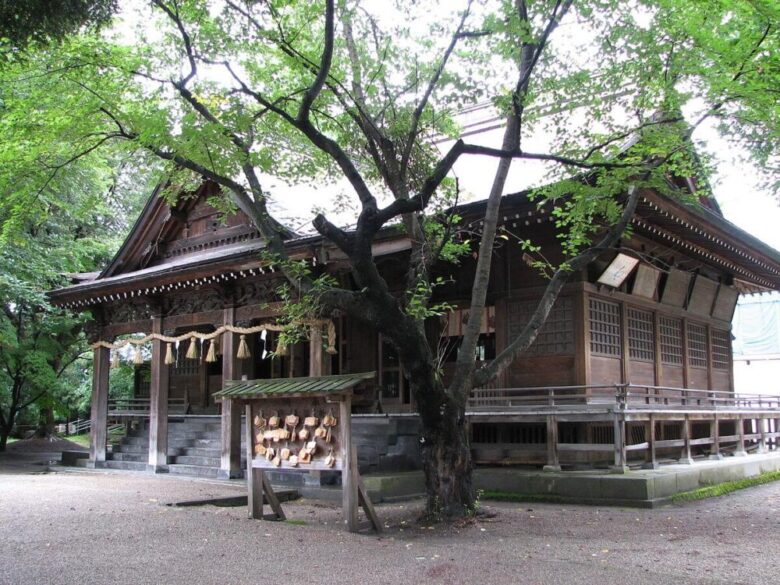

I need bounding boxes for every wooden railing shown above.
[468,384,780,412]
[468,383,780,470]
[108,397,189,416]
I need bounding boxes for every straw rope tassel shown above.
[275,337,288,357]
[236,334,251,360]
[214,335,221,356]
[133,345,144,365]
[111,350,120,369]
[185,338,198,360]
[205,339,217,363]
[326,321,337,355]
[164,343,175,365]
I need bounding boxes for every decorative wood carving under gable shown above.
[103,299,156,325]
[233,278,284,306]
[164,288,225,317]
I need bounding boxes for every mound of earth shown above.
[6,436,87,453]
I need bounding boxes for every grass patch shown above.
[672,470,780,504]
[284,519,306,526]
[481,491,568,504]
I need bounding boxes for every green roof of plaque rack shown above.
[212,371,376,399]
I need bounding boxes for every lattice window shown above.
[659,317,683,365]
[711,328,731,370]
[628,308,655,361]
[687,322,708,368]
[589,298,621,356]
[507,297,574,355]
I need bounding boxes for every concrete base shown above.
[84,460,105,469]
[542,465,562,472]
[678,457,695,465]
[217,469,244,480]
[147,464,169,473]
[61,450,89,466]
[471,451,780,508]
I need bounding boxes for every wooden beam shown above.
[261,472,286,521]
[357,467,382,533]
[88,345,110,466]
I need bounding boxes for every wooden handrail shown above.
[108,397,188,414]
[468,384,780,412]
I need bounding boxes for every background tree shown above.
[0,0,117,51]
[1,0,777,515]
[0,47,157,447]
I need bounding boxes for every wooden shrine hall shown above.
[49,178,780,479]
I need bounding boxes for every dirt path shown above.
[1,464,777,585]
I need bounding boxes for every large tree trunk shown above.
[382,314,476,519]
[0,421,12,452]
[419,395,475,519]
[407,359,475,519]
[35,406,56,439]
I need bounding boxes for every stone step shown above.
[121,436,148,446]
[104,460,148,472]
[167,430,222,440]
[171,455,221,467]
[115,443,148,453]
[167,464,220,478]
[191,438,222,448]
[178,447,221,458]
[110,452,148,463]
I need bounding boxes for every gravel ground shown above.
[1,459,778,585]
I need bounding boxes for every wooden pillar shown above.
[643,414,658,469]
[309,323,324,377]
[245,403,263,519]
[219,307,243,479]
[340,395,358,532]
[88,345,110,467]
[620,302,629,384]
[573,286,590,387]
[148,315,169,472]
[610,411,628,473]
[735,415,747,457]
[681,319,689,401]
[680,415,693,464]
[758,417,767,454]
[543,415,561,472]
[653,312,662,387]
[709,413,722,460]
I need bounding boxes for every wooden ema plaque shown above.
[243,394,381,533]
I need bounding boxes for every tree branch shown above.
[399,0,475,179]
[297,0,335,122]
